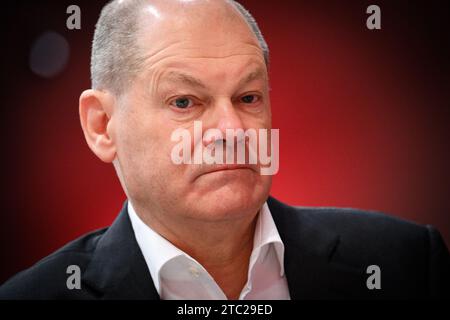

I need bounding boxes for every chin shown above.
[186,180,271,221]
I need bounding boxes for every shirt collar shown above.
[128,202,187,294]
[252,202,286,277]
[128,201,286,294]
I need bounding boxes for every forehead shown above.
[146,54,267,96]
[135,1,266,74]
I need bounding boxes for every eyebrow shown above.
[162,68,267,90]
[164,71,207,89]
[237,68,267,88]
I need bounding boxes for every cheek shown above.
[242,106,272,129]
[117,116,188,186]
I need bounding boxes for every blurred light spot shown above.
[145,5,161,19]
[29,31,70,79]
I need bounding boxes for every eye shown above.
[240,94,260,104]
[170,97,194,109]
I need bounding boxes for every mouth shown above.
[195,164,256,180]
[206,164,254,174]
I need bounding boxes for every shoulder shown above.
[0,227,108,300]
[268,196,432,247]
[268,196,450,298]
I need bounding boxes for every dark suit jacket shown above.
[1,197,449,299]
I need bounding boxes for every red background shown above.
[1,0,449,283]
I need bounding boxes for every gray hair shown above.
[91,0,270,95]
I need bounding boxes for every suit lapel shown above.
[268,197,366,299]
[82,202,160,300]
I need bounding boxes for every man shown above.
[1,0,449,300]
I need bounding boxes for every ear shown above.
[79,89,117,163]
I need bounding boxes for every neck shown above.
[132,202,259,300]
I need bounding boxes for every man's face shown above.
[112,1,272,221]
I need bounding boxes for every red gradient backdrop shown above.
[1,0,449,283]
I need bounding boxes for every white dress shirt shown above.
[128,201,291,300]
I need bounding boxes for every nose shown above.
[202,98,244,146]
